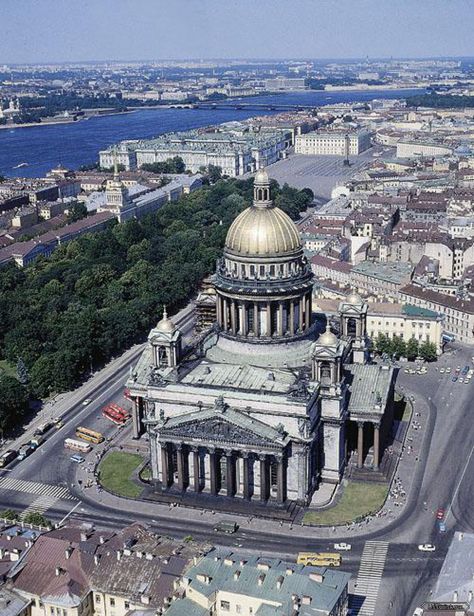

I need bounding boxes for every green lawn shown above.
[303,481,388,526]
[98,452,144,499]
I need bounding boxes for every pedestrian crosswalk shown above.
[0,477,75,500]
[20,495,58,520]
[351,540,389,616]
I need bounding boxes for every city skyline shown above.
[0,0,472,63]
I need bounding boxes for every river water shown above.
[0,88,421,178]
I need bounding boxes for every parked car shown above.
[29,436,44,449]
[34,422,52,436]
[418,544,436,552]
[0,450,17,468]
[17,444,34,461]
[70,454,85,464]
[334,543,351,551]
[214,521,239,534]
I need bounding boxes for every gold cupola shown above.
[225,168,301,257]
[213,168,314,343]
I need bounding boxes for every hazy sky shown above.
[0,0,472,63]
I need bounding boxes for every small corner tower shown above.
[148,307,182,369]
[339,291,368,364]
[311,324,348,484]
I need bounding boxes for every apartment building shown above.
[399,283,474,344]
[163,552,350,616]
[10,524,209,616]
[315,299,444,353]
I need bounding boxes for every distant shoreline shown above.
[0,108,136,131]
[0,86,425,132]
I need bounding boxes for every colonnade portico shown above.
[217,292,312,339]
[155,440,288,504]
[356,420,381,470]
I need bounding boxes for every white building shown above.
[295,130,372,156]
[396,141,453,159]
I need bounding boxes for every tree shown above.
[374,333,390,355]
[0,509,19,521]
[207,164,222,184]
[0,376,29,431]
[419,340,437,362]
[16,357,29,385]
[23,511,51,527]
[390,335,406,359]
[67,202,88,223]
[405,337,419,361]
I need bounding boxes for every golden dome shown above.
[225,205,302,257]
[346,291,363,305]
[155,307,176,334]
[318,324,338,346]
[254,168,269,185]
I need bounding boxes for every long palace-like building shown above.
[127,169,396,509]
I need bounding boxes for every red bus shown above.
[102,406,126,425]
[109,403,130,419]
[102,404,129,425]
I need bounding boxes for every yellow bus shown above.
[75,426,104,444]
[297,552,342,567]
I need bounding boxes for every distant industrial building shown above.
[295,130,372,156]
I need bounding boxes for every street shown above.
[1,325,473,616]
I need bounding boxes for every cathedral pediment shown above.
[157,404,287,450]
[339,304,364,315]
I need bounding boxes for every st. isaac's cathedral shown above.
[127,169,395,509]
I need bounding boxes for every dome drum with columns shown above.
[213,169,313,342]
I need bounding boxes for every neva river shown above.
[0,89,421,178]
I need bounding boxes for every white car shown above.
[334,542,351,551]
[82,399,92,406]
[418,543,436,552]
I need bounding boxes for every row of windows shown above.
[95,594,129,610]
[221,599,252,614]
[224,259,303,280]
[369,331,430,341]
[370,320,431,329]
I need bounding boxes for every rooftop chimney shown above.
[277,575,284,590]
[65,547,73,560]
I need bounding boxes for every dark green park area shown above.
[0,177,312,432]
